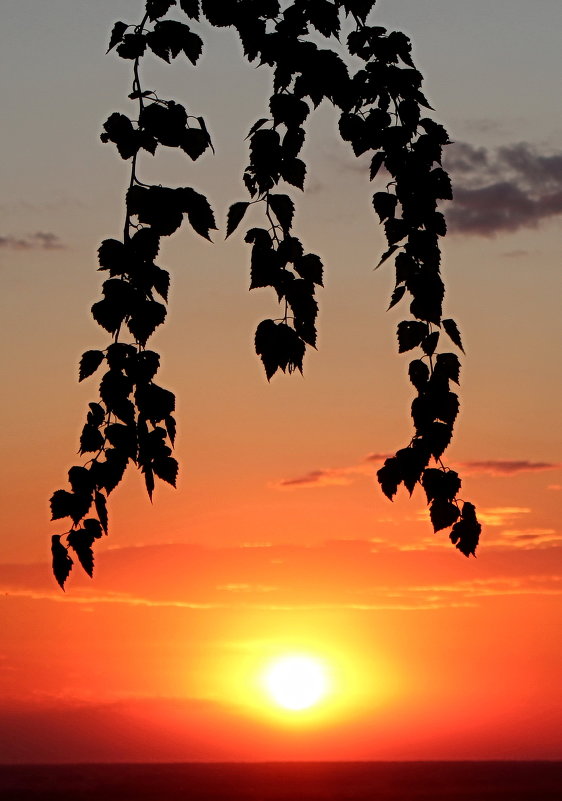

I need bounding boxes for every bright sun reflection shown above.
[262,654,330,711]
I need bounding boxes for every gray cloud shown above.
[444,142,562,235]
[0,231,64,250]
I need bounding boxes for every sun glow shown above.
[262,654,331,711]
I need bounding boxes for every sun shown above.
[262,654,331,711]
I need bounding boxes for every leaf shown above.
[146,0,177,22]
[443,318,465,353]
[429,167,453,200]
[280,157,306,190]
[254,320,306,380]
[268,194,294,233]
[51,535,73,590]
[225,201,250,239]
[100,113,140,160]
[135,383,176,422]
[450,502,481,556]
[372,192,398,223]
[94,491,108,534]
[79,350,105,382]
[79,424,104,455]
[429,499,460,533]
[245,118,270,140]
[421,331,439,356]
[177,187,217,240]
[377,457,402,500]
[294,253,323,286]
[107,21,128,53]
[397,320,429,353]
[180,128,209,160]
[67,528,96,578]
[152,266,170,301]
[370,151,385,181]
[375,244,398,269]
[153,455,179,486]
[50,489,75,521]
[97,238,126,272]
[165,415,177,446]
[394,442,430,495]
[146,20,203,64]
[422,468,461,504]
[422,421,452,459]
[179,0,200,19]
[408,359,429,390]
[434,353,461,385]
[127,298,167,346]
[388,285,406,310]
[116,33,147,60]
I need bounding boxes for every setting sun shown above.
[262,655,331,711]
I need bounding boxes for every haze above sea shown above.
[1,761,561,800]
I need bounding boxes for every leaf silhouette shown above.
[147,0,177,22]
[179,0,200,19]
[116,33,147,60]
[388,284,406,310]
[107,21,128,53]
[255,319,305,380]
[79,350,105,382]
[225,201,250,239]
[422,468,461,503]
[51,535,73,589]
[153,455,179,486]
[67,528,96,577]
[94,491,108,534]
[450,502,481,556]
[268,194,295,233]
[177,187,217,239]
[443,318,465,353]
[372,192,398,222]
[397,320,429,353]
[146,20,203,64]
[377,457,402,501]
[429,498,460,532]
[408,359,429,390]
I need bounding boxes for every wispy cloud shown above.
[0,231,64,250]
[275,455,560,490]
[459,460,562,476]
[444,141,562,235]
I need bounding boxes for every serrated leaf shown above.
[165,415,177,446]
[79,424,104,455]
[177,187,217,240]
[179,0,200,19]
[377,457,402,500]
[397,320,429,353]
[370,151,385,181]
[107,21,128,54]
[429,498,460,533]
[443,318,465,353]
[421,331,440,356]
[408,359,429,390]
[388,285,406,310]
[422,421,452,459]
[146,0,176,22]
[79,350,105,382]
[268,194,295,234]
[51,535,73,590]
[153,455,179,486]
[94,491,108,534]
[67,528,96,577]
[245,118,270,140]
[422,468,461,504]
[375,244,398,269]
[372,192,398,223]
[434,352,461,385]
[450,502,481,556]
[225,201,250,239]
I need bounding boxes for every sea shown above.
[1,761,561,800]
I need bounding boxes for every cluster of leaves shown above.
[51,1,216,588]
[337,18,481,555]
[53,0,481,588]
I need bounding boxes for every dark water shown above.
[1,761,561,800]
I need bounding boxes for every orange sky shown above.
[1,0,561,762]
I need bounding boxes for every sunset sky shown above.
[1,0,561,763]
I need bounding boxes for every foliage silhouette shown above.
[51,0,481,589]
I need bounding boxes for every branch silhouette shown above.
[51,0,481,589]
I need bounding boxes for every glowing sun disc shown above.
[263,655,330,711]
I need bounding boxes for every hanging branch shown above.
[338,13,481,555]
[52,0,481,589]
[51,0,216,588]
